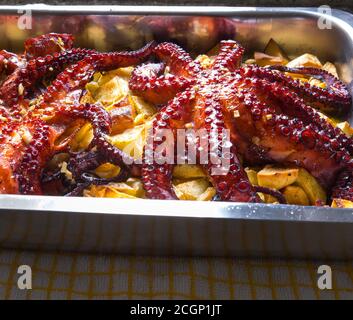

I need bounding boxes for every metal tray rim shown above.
[0,5,352,225]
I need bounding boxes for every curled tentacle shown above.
[153,42,201,78]
[228,85,347,189]
[24,33,74,60]
[241,69,353,156]
[265,65,352,115]
[13,104,112,195]
[0,50,24,75]
[65,168,131,197]
[253,186,287,204]
[129,62,193,105]
[0,48,96,109]
[39,41,156,108]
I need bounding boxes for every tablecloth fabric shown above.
[0,249,353,299]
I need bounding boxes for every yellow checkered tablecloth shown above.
[0,249,353,299]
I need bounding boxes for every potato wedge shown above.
[109,97,136,134]
[331,199,353,208]
[283,185,310,206]
[294,168,327,205]
[93,76,126,106]
[197,187,216,201]
[286,53,322,69]
[254,52,288,67]
[174,178,210,200]
[173,164,206,179]
[263,194,279,204]
[257,165,299,190]
[104,188,138,199]
[337,121,353,137]
[104,179,144,197]
[69,123,93,151]
[264,38,290,61]
[109,124,146,159]
[322,61,338,78]
[94,163,121,179]
[130,95,157,117]
[245,168,258,186]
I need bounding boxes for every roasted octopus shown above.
[0,33,352,205]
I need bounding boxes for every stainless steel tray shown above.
[0,5,353,259]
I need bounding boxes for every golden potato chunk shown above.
[197,187,216,201]
[264,38,290,61]
[286,53,322,68]
[109,97,136,134]
[294,168,327,205]
[337,121,353,137]
[331,199,353,208]
[84,185,137,199]
[245,168,258,186]
[257,165,299,190]
[94,163,120,179]
[322,61,338,78]
[254,52,288,67]
[173,164,206,179]
[174,178,210,200]
[283,185,310,206]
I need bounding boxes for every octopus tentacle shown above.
[15,119,55,194]
[0,50,24,75]
[129,62,193,105]
[14,103,112,195]
[233,87,348,187]
[194,95,261,202]
[153,42,201,78]
[212,40,244,73]
[264,65,352,115]
[0,48,96,109]
[142,90,193,199]
[331,170,353,202]
[245,72,353,156]
[40,41,156,107]
[24,33,74,60]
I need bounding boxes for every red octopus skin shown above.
[0,48,96,110]
[129,42,200,105]
[24,33,74,60]
[331,170,353,202]
[0,40,156,195]
[131,40,353,203]
[141,40,261,202]
[0,50,24,75]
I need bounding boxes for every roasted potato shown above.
[197,187,216,201]
[283,185,310,206]
[264,38,290,61]
[173,164,206,179]
[109,124,146,159]
[174,178,210,200]
[286,53,322,69]
[337,121,353,137]
[94,163,121,179]
[245,168,258,186]
[109,97,136,134]
[257,165,299,190]
[294,168,326,205]
[331,199,353,208]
